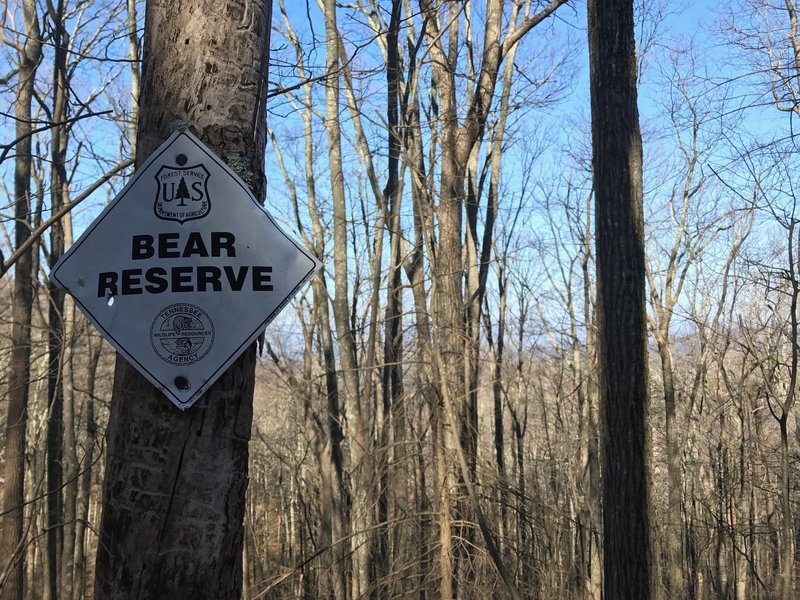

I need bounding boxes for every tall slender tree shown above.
[0,1,42,599]
[588,0,654,597]
[45,1,70,594]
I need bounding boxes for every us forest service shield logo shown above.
[154,163,211,223]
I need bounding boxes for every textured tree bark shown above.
[60,268,77,600]
[323,0,370,598]
[777,222,798,600]
[379,3,406,595]
[581,190,603,600]
[321,0,367,596]
[93,0,272,598]
[587,0,655,598]
[125,0,140,157]
[72,333,101,600]
[659,338,686,599]
[46,3,70,594]
[0,2,41,599]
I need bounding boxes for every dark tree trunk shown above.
[93,0,272,598]
[587,0,654,598]
[377,2,405,596]
[46,2,70,594]
[0,2,41,599]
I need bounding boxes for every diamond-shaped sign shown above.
[51,131,321,410]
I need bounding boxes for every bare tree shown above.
[737,186,799,600]
[588,0,654,597]
[92,0,273,597]
[643,46,732,599]
[0,1,42,598]
[415,1,566,594]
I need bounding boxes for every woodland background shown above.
[1,0,799,598]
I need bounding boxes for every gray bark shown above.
[93,0,272,597]
[0,1,42,598]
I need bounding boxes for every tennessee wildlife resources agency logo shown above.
[150,303,215,366]
[154,164,211,223]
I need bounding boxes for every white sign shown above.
[51,131,321,410]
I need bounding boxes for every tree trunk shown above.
[0,2,41,598]
[126,0,141,157]
[379,2,405,595]
[587,0,654,598]
[72,331,101,600]
[93,0,272,597]
[778,232,798,600]
[778,416,794,600]
[321,1,369,597]
[270,9,348,592]
[582,190,603,600]
[60,269,78,600]
[658,337,686,599]
[45,3,70,594]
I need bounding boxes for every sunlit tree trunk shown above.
[125,0,140,157]
[93,0,272,597]
[320,1,375,596]
[581,190,603,600]
[271,4,348,593]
